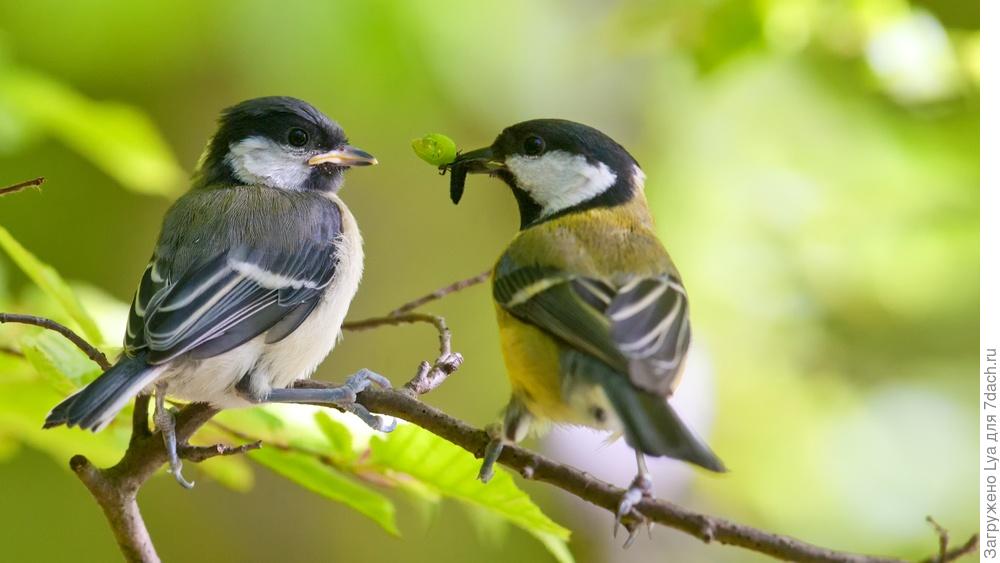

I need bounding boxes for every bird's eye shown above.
[523,135,545,156]
[288,128,309,147]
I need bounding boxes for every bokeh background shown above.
[0,1,979,562]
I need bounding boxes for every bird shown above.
[43,96,394,487]
[444,119,725,540]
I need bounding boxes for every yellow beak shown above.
[308,145,378,167]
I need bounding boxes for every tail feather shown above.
[44,355,162,432]
[600,376,726,472]
[566,350,725,471]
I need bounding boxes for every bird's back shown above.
[156,185,343,278]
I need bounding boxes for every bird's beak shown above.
[449,146,505,174]
[445,145,506,205]
[308,145,378,167]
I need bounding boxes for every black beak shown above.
[445,146,505,205]
[449,146,505,174]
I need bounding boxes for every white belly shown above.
[158,195,364,407]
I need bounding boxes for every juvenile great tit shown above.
[446,119,725,535]
[43,96,393,487]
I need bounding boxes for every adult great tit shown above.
[447,119,725,534]
[43,96,393,487]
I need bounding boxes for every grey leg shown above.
[478,397,530,483]
[256,369,396,433]
[478,423,505,483]
[615,451,653,546]
[154,383,194,489]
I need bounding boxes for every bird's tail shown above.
[43,354,163,432]
[566,350,725,471]
[598,371,726,473]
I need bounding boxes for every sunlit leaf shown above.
[0,68,184,196]
[313,411,358,464]
[249,447,398,535]
[0,225,103,343]
[19,330,102,392]
[195,454,255,493]
[370,424,572,561]
[0,380,127,467]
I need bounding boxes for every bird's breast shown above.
[257,195,364,390]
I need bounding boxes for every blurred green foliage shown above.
[0,0,978,562]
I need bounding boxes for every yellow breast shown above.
[495,305,580,421]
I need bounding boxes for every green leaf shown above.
[19,330,102,392]
[195,454,255,493]
[370,424,572,561]
[249,447,398,535]
[313,411,358,464]
[0,225,103,343]
[0,68,184,196]
[0,380,128,467]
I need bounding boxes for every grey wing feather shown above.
[494,266,691,395]
[126,243,339,365]
[607,276,691,395]
[494,265,626,371]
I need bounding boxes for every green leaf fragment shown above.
[20,330,102,392]
[370,424,572,562]
[0,68,185,196]
[0,225,103,343]
[411,133,457,166]
[196,454,255,492]
[249,447,398,535]
[314,411,358,463]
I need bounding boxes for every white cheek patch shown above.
[225,136,312,190]
[506,151,618,217]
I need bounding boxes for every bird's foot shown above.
[265,369,396,433]
[477,423,505,483]
[153,396,194,489]
[614,472,653,547]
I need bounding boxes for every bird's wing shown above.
[493,264,690,395]
[124,242,339,364]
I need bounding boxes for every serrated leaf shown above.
[249,447,398,535]
[370,424,572,562]
[0,68,184,196]
[0,225,102,343]
[20,330,102,392]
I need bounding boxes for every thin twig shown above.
[388,269,490,316]
[919,517,977,563]
[179,441,262,463]
[0,313,111,370]
[0,177,44,197]
[343,312,462,395]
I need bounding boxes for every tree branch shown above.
[0,306,976,563]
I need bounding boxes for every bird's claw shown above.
[344,369,392,398]
[613,473,653,543]
[153,392,194,489]
[340,370,396,433]
[344,401,397,433]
